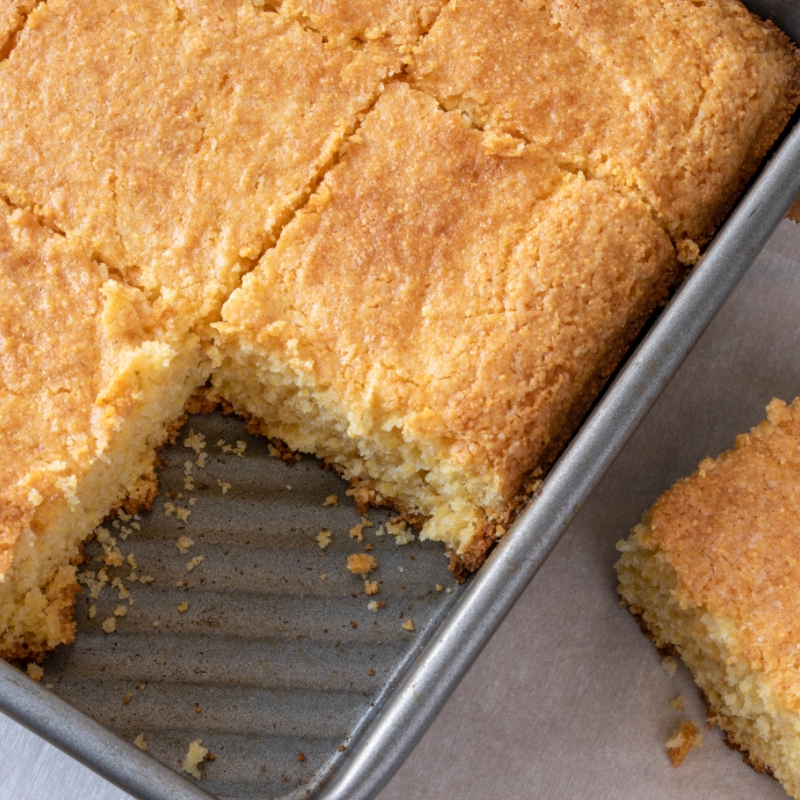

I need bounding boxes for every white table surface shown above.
[3,219,799,800]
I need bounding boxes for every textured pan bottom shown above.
[40,411,462,799]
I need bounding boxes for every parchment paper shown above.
[1,218,799,800]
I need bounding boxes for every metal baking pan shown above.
[2,3,800,799]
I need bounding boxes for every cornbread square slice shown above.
[0,0,390,327]
[0,199,209,661]
[213,83,677,568]
[408,0,800,257]
[617,398,800,797]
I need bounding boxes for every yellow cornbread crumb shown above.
[347,554,378,576]
[102,618,117,634]
[133,734,148,751]
[186,556,204,572]
[176,536,194,555]
[670,695,685,712]
[316,530,332,549]
[364,580,378,595]
[183,739,209,779]
[662,657,677,677]
[323,494,339,507]
[26,663,43,681]
[402,619,415,632]
[177,602,189,613]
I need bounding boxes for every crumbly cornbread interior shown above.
[0,0,798,658]
[617,399,800,798]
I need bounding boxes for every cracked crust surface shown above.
[0,0,391,327]
[408,0,800,254]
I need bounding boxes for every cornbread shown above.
[0,198,207,661]
[617,399,800,797]
[666,720,703,768]
[0,0,798,660]
[0,0,391,328]
[408,0,800,257]
[212,83,677,564]
[279,0,445,50]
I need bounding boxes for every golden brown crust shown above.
[409,0,800,253]
[0,0,391,327]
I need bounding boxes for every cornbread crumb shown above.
[402,619,415,632]
[26,663,43,682]
[364,580,378,596]
[113,605,127,618]
[183,430,206,454]
[101,618,117,634]
[182,740,208,779]
[139,576,154,585]
[323,494,339,507]
[126,554,137,570]
[661,657,677,677]
[670,695,685,712]
[176,536,194,555]
[217,481,231,494]
[133,734,148,752]
[222,441,247,456]
[666,720,703,767]
[88,605,96,619]
[349,524,364,542]
[347,554,378,576]
[316,530,333,549]
[177,602,189,613]
[186,556,204,572]
[435,584,443,592]
[368,601,379,612]
[123,692,132,705]
[152,621,160,628]
[319,574,327,581]
[386,520,415,546]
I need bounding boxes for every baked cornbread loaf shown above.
[617,399,800,797]
[212,83,677,565]
[0,0,798,658]
[0,198,208,661]
[0,0,392,330]
[408,0,800,261]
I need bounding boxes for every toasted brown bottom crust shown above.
[620,599,777,781]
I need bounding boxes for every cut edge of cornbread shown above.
[0,340,210,663]
[210,340,503,557]
[617,518,800,796]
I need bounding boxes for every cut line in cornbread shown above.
[212,82,678,570]
[0,0,392,329]
[408,0,800,257]
[617,398,800,798]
